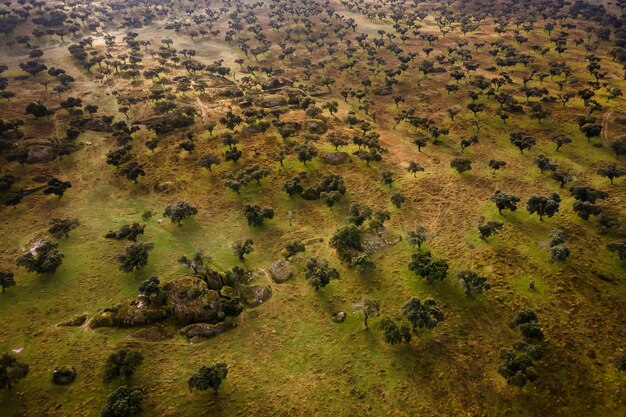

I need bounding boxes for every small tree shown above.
[232,239,254,261]
[488,160,506,173]
[103,350,144,383]
[0,353,29,389]
[305,257,339,290]
[402,297,444,332]
[457,270,491,295]
[242,204,274,227]
[330,224,362,261]
[363,299,380,329]
[100,386,144,417]
[116,242,154,273]
[351,253,375,273]
[43,178,72,198]
[390,192,405,208]
[407,161,424,176]
[379,318,411,345]
[607,241,626,261]
[16,240,63,274]
[408,251,448,283]
[490,190,520,215]
[0,271,15,293]
[283,240,305,258]
[163,201,198,225]
[450,158,472,174]
[479,220,504,240]
[188,363,228,395]
[597,163,626,184]
[526,193,561,221]
[407,227,428,250]
[509,131,536,154]
[48,218,80,239]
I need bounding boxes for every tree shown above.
[0,353,29,389]
[232,239,254,261]
[402,297,444,332]
[116,242,154,273]
[138,276,162,304]
[407,161,424,176]
[490,190,520,215]
[390,191,405,208]
[100,386,144,417]
[49,218,80,238]
[479,220,503,240]
[550,133,572,151]
[242,204,274,227]
[0,271,15,293]
[573,201,602,220]
[330,224,362,260]
[607,242,626,261]
[43,178,72,198]
[509,131,536,154]
[451,158,472,174]
[188,363,228,395]
[408,251,448,283]
[488,160,506,173]
[347,203,372,226]
[105,224,145,241]
[498,343,542,387]
[581,123,602,142]
[611,137,626,158]
[533,154,557,173]
[363,299,380,329]
[597,163,626,184]
[16,240,63,274]
[526,193,561,221]
[163,201,198,225]
[283,240,305,258]
[296,143,318,165]
[103,350,144,383]
[224,146,243,163]
[379,318,411,345]
[305,257,339,290]
[457,270,491,295]
[407,227,429,250]
[198,153,220,171]
[352,253,375,273]
[283,177,303,197]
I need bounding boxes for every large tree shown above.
[163,201,198,225]
[16,240,63,274]
[402,297,444,332]
[116,242,154,273]
[188,363,228,395]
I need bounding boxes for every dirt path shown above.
[196,97,209,122]
[601,110,612,149]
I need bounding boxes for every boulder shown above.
[89,310,115,329]
[26,147,56,164]
[220,286,239,299]
[110,299,170,327]
[260,95,287,108]
[163,278,221,325]
[320,152,349,165]
[153,181,176,194]
[269,259,293,283]
[262,77,293,91]
[372,86,393,96]
[52,366,76,385]
[82,118,113,132]
[240,285,272,307]
[302,119,327,134]
[332,312,347,323]
[180,321,236,342]
[58,313,88,327]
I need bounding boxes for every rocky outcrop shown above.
[180,320,236,342]
[320,152,349,165]
[240,285,272,307]
[269,259,293,283]
[58,313,88,327]
[163,277,221,325]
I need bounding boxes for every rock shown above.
[269,259,293,283]
[302,119,327,134]
[262,77,293,91]
[163,278,221,325]
[82,118,113,132]
[220,286,239,299]
[128,324,176,342]
[320,152,349,165]
[89,310,115,328]
[372,86,393,96]
[240,285,272,307]
[260,95,287,108]
[154,181,176,194]
[284,88,306,104]
[179,321,236,342]
[26,147,56,164]
[58,313,88,327]
[52,366,76,385]
[332,312,347,323]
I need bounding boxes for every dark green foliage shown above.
[16,240,63,274]
[188,363,228,395]
[283,177,304,197]
[497,343,542,387]
[402,297,444,332]
[198,153,221,171]
[100,386,144,417]
[490,190,520,214]
[512,309,544,342]
[224,146,243,163]
[569,186,608,203]
[457,270,491,295]
[0,271,15,292]
[573,201,602,220]
[509,131,536,154]
[615,354,626,372]
[330,224,362,260]
[488,159,506,173]
[116,242,154,273]
[347,203,372,226]
[351,253,375,273]
[607,241,626,261]
[548,229,570,262]
[103,350,144,383]
[381,170,394,187]
[450,157,472,173]
[407,161,424,176]
[232,239,254,261]
[283,240,305,258]
[138,276,162,305]
[379,318,411,345]
[526,193,560,221]
[48,217,80,239]
[105,223,145,241]
[478,220,503,240]
[0,353,29,389]
[533,154,557,173]
[408,251,448,283]
[43,178,72,198]
[362,299,380,329]
[242,204,274,227]
[390,191,405,208]
[597,163,626,184]
[305,257,339,290]
[119,161,145,183]
[407,227,429,249]
[219,298,243,318]
[163,200,198,225]
[370,210,391,229]
[296,143,318,165]
[611,137,626,158]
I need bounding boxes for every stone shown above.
[260,95,287,108]
[302,119,327,134]
[320,152,349,165]
[26,147,56,164]
[58,313,88,327]
[262,77,293,91]
[220,286,239,299]
[240,285,272,307]
[163,277,221,325]
[269,259,293,283]
[180,321,236,342]
[129,324,176,342]
[154,181,176,193]
[52,366,76,385]
[372,86,393,96]
[332,312,347,323]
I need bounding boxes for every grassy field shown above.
[1,0,626,416]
